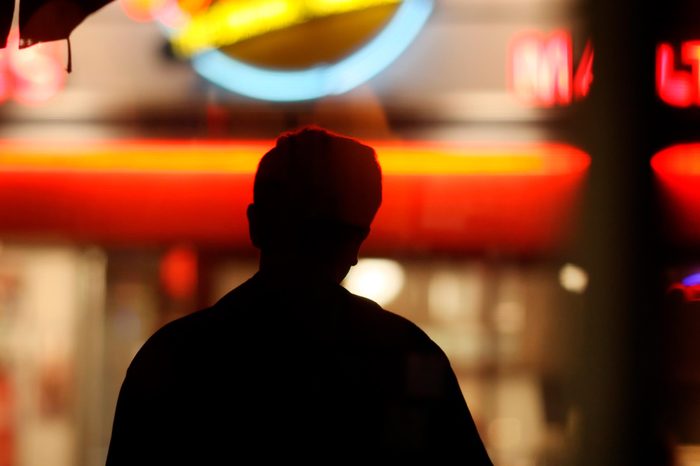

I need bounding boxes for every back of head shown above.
[253,125,382,231]
[250,126,383,283]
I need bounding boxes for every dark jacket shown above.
[106,273,493,465]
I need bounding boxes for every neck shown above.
[257,253,340,290]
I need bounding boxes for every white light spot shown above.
[559,263,588,293]
[343,258,404,307]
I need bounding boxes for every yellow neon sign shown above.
[0,140,589,176]
[171,0,401,57]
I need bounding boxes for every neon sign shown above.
[0,29,66,105]
[170,0,403,57]
[508,30,593,107]
[656,41,700,107]
[651,144,700,245]
[145,0,433,102]
[120,0,212,27]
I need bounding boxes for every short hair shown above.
[253,126,382,228]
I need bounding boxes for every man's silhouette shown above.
[106,126,493,464]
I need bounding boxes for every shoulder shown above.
[124,306,217,379]
[131,279,255,365]
[146,306,218,346]
[342,290,461,397]
[127,279,257,371]
[341,289,443,353]
[343,290,413,327]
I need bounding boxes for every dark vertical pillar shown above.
[572,0,668,465]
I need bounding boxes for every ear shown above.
[350,229,370,266]
[247,203,261,249]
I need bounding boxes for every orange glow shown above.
[0,140,267,174]
[119,0,169,22]
[177,0,212,15]
[652,144,700,176]
[0,140,589,176]
[0,139,590,254]
[378,141,589,175]
[119,0,213,27]
[652,144,700,244]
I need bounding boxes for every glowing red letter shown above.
[657,42,694,107]
[509,30,591,107]
[510,30,572,107]
[573,40,594,99]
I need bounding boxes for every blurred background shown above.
[0,0,699,465]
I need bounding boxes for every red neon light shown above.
[573,40,594,100]
[657,43,695,107]
[508,30,593,108]
[651,144,700,244]
[0,50,10,104]
[650,41,700,107]
[160,245,198,300]
[0,140,590,255]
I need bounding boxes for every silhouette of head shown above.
[248,126,382,284]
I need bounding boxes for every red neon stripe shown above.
[0,139,590,254]
[652,144,700,245]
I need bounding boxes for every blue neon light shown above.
[682,272,700,287]
[181,0,433,102]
